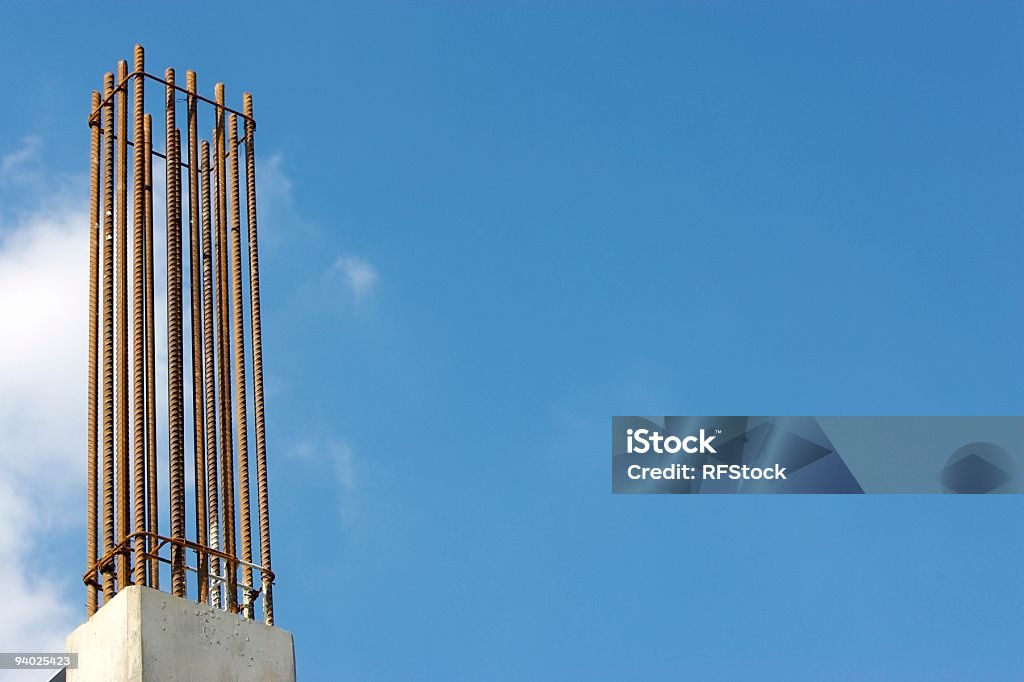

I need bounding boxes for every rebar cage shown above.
[84,44,276,626]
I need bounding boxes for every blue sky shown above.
[1,1,1023,679]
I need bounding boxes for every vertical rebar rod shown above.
[214,83,238,613]
[87,89,101,616]
[87,54,277,620]
[165,70,187,598]
[243,93,274,625]
[100,72,116,603]
[186,70,209,604]
[131,46,147,587]
[175,128,190,594]
[201,140,222,608]
[143,113,159,589]
[115,59,130,589]
[228,114,254,618]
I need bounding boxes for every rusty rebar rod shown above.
[201,140,222,608]
[114,59,130,590]
[100,71,116,604]
[131,46,147,588]
[86,48,278,623]
[165,70,187,598]
[214,83,238,613]
[87,89,101,616]
[143,113,159,589]
[186,70,209,604]
[228,114,254,619]
[243,93,274,625]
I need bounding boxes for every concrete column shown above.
[66,586,295,681]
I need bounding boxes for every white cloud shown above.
[0,135,358,678]
[0,153,84,675]
[0,137,168,680]
[331,255,379,299]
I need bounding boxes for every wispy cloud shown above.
[331,254,379,300]
[0,136,43,186]
[287,439,358,522]
[257,152,293,213]
[1,134,41,173]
